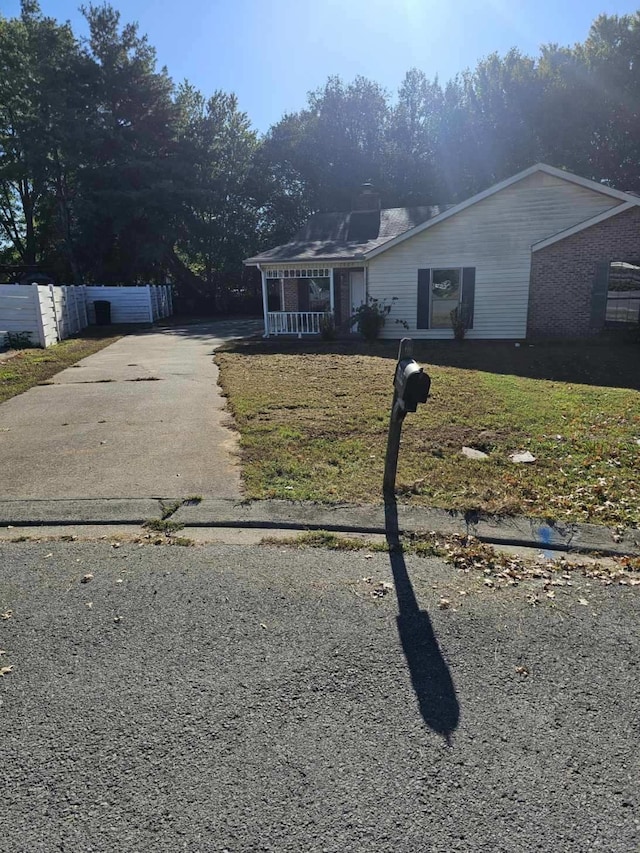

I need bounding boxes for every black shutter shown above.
[589,262,609,329]
[297,279,309,311]
[461,267,476,329]
[417,268,431,329]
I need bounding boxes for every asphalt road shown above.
[1,541,638,852]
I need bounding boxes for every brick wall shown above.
[528,205,640,338]
[282,280,299,311]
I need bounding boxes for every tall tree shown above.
[0,0,89,275]
[171,84,259,308]
[75,3,179,282]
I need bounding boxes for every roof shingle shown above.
[245,205,451,265]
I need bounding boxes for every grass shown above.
[216,337,640,527]
[0,329,122,405]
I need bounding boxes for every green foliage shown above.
[350,297,396,341]
[450,306,472,341]
[319,314,336,341]
[6,331,35,349]
[4,2,640,309]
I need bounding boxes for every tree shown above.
[74,3,180,283]
[0,0,89,276]
[171,85,259,309]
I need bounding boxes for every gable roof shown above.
[244,205,451,265]
[364,163,640,260]
[245,164,640,267]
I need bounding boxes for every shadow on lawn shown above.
[385,497,460,743]
[219,334,640,390]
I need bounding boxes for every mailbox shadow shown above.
[384,497,460,743]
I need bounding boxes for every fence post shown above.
[146,284,154,323]
[32,284,48,347]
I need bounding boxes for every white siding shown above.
[368,171,623,339]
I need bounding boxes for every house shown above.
[244,164,640,339]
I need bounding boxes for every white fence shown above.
[267,311,330,336]
[0,284,173,348]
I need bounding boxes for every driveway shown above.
[0,319,261,499]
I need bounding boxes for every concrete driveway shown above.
[0,319,261,499]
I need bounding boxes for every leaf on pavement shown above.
[80,573,94,583]
[0,665,13,677]
[578,598,589,606]
[1,610,12,620]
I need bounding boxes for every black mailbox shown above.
[394,358,431,412]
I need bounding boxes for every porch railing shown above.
[267,311,331,336]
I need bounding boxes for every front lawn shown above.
[216,338,640,527]
[0,330,121,405]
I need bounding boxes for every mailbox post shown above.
[383,338,431,497]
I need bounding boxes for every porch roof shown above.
[245,205,451,266]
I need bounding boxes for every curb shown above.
[0,498,638,557]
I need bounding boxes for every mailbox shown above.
[394,358,431,412]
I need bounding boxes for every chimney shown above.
[352,181,381,212]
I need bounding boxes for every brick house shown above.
[245,164,640,339]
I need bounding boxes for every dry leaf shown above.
[0,665,13,677]
[1,610,12,620]
[115,579,123,584]
[515,665,529,677]
[80,573,93,584]
[113,615,122,623]
[546,591,555,599]
[86,602,93,610]
[260,623,267,629]
[364,554,373,560]
[111,542,121,549]
[44,553,53,558]
[578,598,589,606]
[438,597,451,609]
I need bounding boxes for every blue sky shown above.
[3,0,639,133]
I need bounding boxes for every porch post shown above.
[329,267,335,315]
[259,265,269,337]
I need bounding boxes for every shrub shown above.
[6,331,35,350]
[450,306,472,341]
[350,297,397,341]
[319,314,336,340]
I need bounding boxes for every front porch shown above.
[260,266,365,337]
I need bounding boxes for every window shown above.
[605,261,640,326]
[308,277,330,311]
[430,268,461,328]
[417,267,475,330]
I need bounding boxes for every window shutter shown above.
[417,269,431,329]
[297,279,309,311]
[589,262,609,329]
[461,267,476,329]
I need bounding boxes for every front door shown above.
[349,270,365,334]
